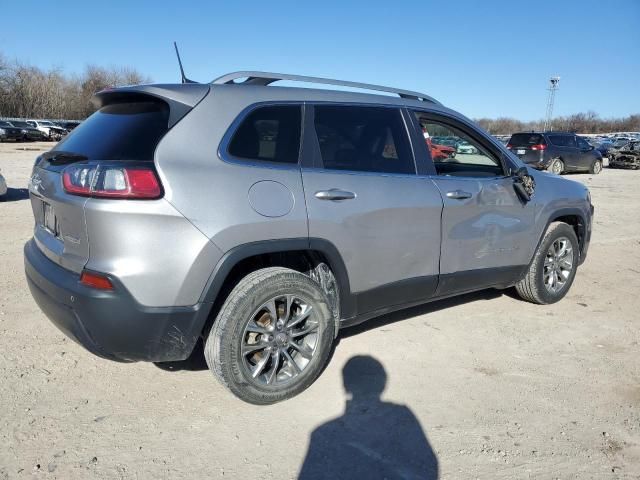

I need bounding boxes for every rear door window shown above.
[228,105,302,164]
[55,101,169,161]
[313,105,414,174]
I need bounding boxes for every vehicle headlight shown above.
[21,129,27,134]
[0,128,5,135]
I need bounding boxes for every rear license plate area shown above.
[517,149,526,155]
[43,202,59,237]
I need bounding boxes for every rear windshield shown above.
[54,101,169,161]
[509,133,544,147]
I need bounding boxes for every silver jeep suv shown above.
[24,72,593,404]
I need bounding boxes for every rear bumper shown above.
[24,239,211,362]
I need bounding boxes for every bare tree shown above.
[0,52,151,119]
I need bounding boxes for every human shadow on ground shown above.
[1,187,29,202]
[298,355,438,479]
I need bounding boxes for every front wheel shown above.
[204,267,335,404]
[515,222,579,304]
[590,159,602,174]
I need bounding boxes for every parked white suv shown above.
[26,120,66,141]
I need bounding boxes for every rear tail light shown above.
[62,163,162,199]
[80,271,113,290]
[531,144,547,151]
[506,144,512,149]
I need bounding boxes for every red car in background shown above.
[426,137,456,160]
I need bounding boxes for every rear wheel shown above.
[515,222,579,304]
[590,159,602,174]
[549,158,564,175]
[204,267,335,404]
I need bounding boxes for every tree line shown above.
[0,52,150,120]
[1,51,638,133]
[475,112,640,135]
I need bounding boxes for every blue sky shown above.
[2,0,639,120]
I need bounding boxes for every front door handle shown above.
[315,189,357,201]
[446,190,473,200]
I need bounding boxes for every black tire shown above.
[515,222,579,305]
[590,159,602,174]
[204,267,335,404]
[548,158,564,175]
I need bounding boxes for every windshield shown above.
[54,101,169,161]
[10,121,29,128]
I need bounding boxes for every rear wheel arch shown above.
[197,238,353,338]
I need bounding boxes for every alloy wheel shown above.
[241,295,319,386]
[543,236,574,294]
[593,161,602,174]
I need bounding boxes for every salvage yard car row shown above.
[0,119,81,142]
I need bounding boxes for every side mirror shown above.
[512,166,535,203]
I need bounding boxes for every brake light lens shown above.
[80,271,113,290]
[63,163,162,199]
[531,144,547,151]
[506,144,512,149]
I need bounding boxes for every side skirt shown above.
[340,265,527,330]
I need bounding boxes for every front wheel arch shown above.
[529,210,587,268]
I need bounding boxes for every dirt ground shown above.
[1,142,639,479]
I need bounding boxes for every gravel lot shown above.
[1,142,639,479]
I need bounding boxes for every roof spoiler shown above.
[93,83,210,127]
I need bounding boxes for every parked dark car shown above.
[507,132,603,174]
[0,121,24,141]
[7,121,48,141]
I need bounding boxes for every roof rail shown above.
[211,71,441,105]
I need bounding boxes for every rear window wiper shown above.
[42,151,89,165]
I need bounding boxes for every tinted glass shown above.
[228,105,301,164]
[54,101,169,161]
[577,137,591,149]
[508,133,544,147]
[314,106,414,174]
[548,134,576,147]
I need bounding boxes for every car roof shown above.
[100,71,456,114]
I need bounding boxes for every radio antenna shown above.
[173,42,196,83]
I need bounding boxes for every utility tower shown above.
[543,76,560,131]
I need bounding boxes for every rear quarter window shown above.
[228,105,302,164]
[54,101,169,161]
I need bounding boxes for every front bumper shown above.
[24,239,211,362]
[579,203,594,266]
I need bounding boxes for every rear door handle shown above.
[446,190,473,200]
[315,189,356,201]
